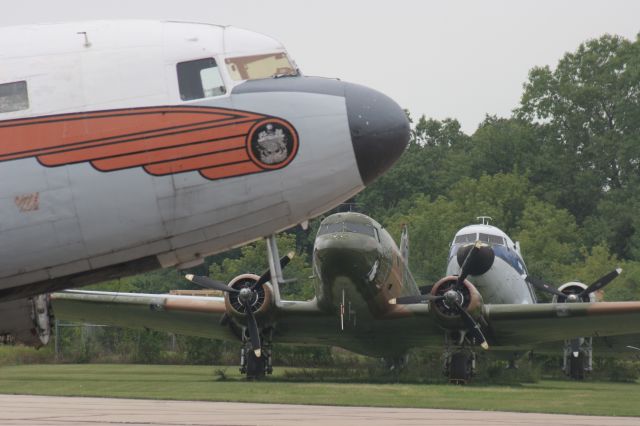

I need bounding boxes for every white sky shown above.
[4,0,639,134]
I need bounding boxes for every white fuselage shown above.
[0,21,409,299]
[446,224,536,305]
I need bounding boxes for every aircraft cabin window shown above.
[454,233,476,244]
[0,81,29,113]
[479,233,505,246]
[177,58,226,101]
[225,53,297,81]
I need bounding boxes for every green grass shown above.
[0,364,639,416]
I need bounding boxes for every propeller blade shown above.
[185,274,239,293]
[252,252,295,290]
[453,300,489,350]
[390,294,445,305]
[455,242,481,289]
[525,275,566,298]
[579,268,622,298]
[244,302,262,357]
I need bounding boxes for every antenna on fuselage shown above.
[476,216,493,226]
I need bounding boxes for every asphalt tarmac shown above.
[1,394,639,426]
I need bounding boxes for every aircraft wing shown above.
[51,290,237,340]
[51,289,326,343]
[485,301,640,347]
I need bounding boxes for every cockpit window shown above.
[318,223,344,236]
[317,221,377,239]
[479,233,505,246]
[177,58,226,101]
[344,222,376,238]
[225,52,297,81]
[454,233,476,244]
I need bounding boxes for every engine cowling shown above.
[0,294,52,347]
[553,282,596,303]
[223,274,274,318]
[430,276,484,329]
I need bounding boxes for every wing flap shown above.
[485,301,640,346]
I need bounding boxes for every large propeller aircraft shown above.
[52,213,640,382]
[0,21,409,348]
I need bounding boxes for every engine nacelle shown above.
[0,294,52,347]
[553,282,596,303]
[430,276,484,329]
[223,274,274,319]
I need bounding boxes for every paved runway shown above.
[1,394,639,426]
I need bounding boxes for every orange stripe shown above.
[0,107,263,161]
[200,162,263,180]
[92,137,247,171]
[38,122,253,166]
[143,149,250,175]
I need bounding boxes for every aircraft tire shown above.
[568,352,585,380]
[449,352,471,384]
[246,351,266,380]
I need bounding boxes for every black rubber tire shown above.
[568,352,585,380]
[449,352,471,384]
[246,351,266,380]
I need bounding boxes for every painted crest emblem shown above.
[247,119,298,170]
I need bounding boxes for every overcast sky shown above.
[4,1,639,133]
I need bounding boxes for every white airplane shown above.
[0,21,410,347]
[442,217,620,380]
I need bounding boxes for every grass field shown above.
[0,364,639,416]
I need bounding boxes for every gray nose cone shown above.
[345,83,410,185]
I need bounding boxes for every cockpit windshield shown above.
[479,233,505,246]
[453,232,505,246]
[317,221,378,240]
[454,233,476,244]
[225,52,297,81]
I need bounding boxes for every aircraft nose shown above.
[344,83,410,185]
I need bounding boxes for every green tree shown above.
[513,200,581,281]
[356,116,471,216]
[517,33,640,221]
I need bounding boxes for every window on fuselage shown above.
[177,58,226,101]
[479,233,505,246]
[225,52,297,81]
[454,233,476,244]
[0,81,29,113]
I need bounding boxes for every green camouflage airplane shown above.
[52,212,640,382]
